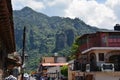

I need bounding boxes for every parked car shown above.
[101,63,114,72]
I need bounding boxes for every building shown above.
[38,56,68,79]
[68,26,120,80]
[76,30,120,71]
[0,0,20,79]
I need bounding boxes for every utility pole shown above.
[21,26,26,80]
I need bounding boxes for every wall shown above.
[0,39,7,79]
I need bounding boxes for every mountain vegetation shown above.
[13,7,102,71]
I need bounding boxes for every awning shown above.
[42,63,68,66]
[82,47,120,54]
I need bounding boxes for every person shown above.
[5,71,17,80]
[24,73,30,80]
[0,69,3,80]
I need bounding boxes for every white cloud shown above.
[64,0,117,29]
[12,0,71,16]
[40,0,72,16]
[12,0,45,10]
[12,0,120,30]
[40,0,71,7]
[106,0,120,23]
[27,0,45,10]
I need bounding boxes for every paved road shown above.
[94,72,120,80]
[29,76,36,80]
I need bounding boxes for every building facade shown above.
[68,26,120,80]
[74,30,120,71]
[37,56,68,79]
[0,0,20,79]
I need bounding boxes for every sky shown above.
[12,0,120,30]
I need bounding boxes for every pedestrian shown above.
[24,73,30,80]
[4,71,17,80]
[0,69,3,80]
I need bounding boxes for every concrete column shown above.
[95,53,99,63]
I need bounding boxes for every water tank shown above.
[114,24,120,31]
[54,52,58,56]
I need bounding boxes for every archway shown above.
[89,53,96,71]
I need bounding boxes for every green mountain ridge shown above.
[13,7,102,70]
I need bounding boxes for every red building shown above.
[74,28,120,72]
[79,31,120,52]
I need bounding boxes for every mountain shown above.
[13,7,101,70]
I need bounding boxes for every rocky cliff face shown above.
[13,7,100,54]
[53,29,75,52]
[54,32,67,52]
[65,29,75,46]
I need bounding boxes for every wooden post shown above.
[21,26,26,80]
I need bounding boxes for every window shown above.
[102,36,107,43]
[109,34,120,39]
[99,53,104,61]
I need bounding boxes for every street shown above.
[29,76,36,80]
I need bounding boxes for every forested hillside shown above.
[13,7,101,71]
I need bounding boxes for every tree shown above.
[69,36,80,60]
[61,65,68,77]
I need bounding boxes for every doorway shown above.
[90,53,96,71]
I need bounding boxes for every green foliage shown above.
[61,65,68,77]
[69,37,81,60]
